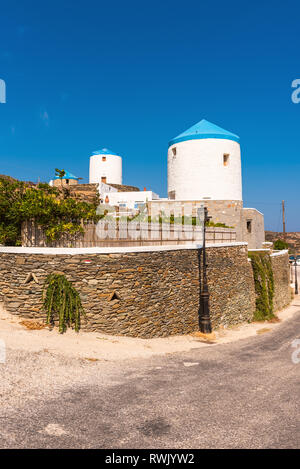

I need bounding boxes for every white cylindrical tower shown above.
[89,148,122,185]
[167,119,242,201]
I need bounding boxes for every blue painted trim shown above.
[54,176,78,180]
[168,133,240,147]
[54,170,79,180]
[92,148,119,156]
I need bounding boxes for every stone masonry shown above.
[0,244,290,338]
[148,199,265,249]
[271,251,291,312]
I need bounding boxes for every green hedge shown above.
[248,251,275,321]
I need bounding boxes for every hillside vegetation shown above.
[265,231,300,253]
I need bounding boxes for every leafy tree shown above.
[55,168,66,189]
[0,177,100,246]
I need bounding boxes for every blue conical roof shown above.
[54,170,79,180]
[168,119,240,147]
[92,148,119,156]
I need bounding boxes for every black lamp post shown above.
[197,206,212,333]
[295,255,298,295]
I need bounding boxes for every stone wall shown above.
[242,208,265,250]
[67,183,99,203]
[0,243,255,338]
[148,199,265,249]
[108,183,140,192]
[53,178,78,187]
[148,199,243,237]
[270,250,291,312]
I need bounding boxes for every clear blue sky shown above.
[0,0,299,231]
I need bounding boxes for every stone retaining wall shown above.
[0,244,257,338]
[0,245,291,337]
[271,251,291,312]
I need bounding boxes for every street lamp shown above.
[197,206,212,333]
[295,254,298,295]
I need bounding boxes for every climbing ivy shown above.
[0,176,100,245]
[43,273,85,333]
[248,251,275,321]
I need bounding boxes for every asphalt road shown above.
[1,309,300,449]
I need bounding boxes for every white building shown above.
[102,190,159,210]
[167,119,242,201]
[89,148,122,185]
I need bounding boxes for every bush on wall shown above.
[43,273,85,333]
[248,251,275,321]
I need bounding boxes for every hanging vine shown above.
[248,251,275,321]
[43,273,85,333]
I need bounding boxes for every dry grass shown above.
[256,328,272,335]
[191,331,216,343]
[267,316,281,323]
[226,324,241,330]
[20,320,47,330]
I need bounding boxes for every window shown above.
[65,179,69,184]
[223,154,230,166]
[101,176,107,183]
[172,147,177,156]
[102,156,106,161]
[168,190,176,200]
[247,220,252,233]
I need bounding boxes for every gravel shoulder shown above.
[0,300,300,448]
[0,299,298,362]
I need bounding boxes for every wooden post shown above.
[282,200,286,240]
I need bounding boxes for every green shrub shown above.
[248,251,275,321]
[273,239,289,250]
[0,176,100,246]
[206,221,232,228]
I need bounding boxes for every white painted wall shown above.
[89,152,122,185]
[98,182,118,194]
[0,242,247,255]
[168,138,242,201]
[102,191,159,209]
